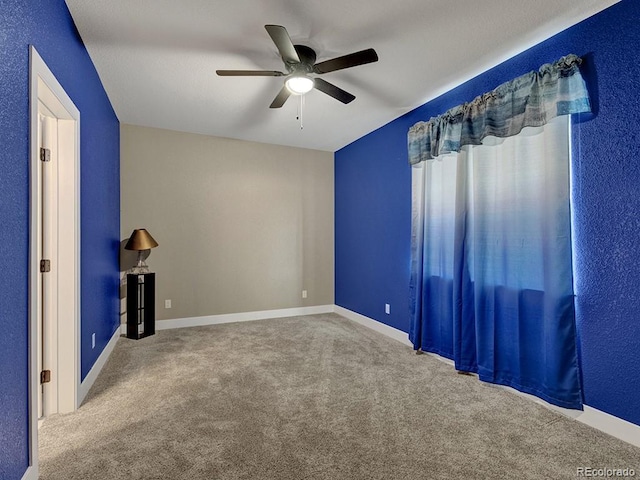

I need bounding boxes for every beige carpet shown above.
[39,313,640,479]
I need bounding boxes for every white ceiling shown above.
[65,0,618,152]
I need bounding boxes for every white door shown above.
[37,112,59,420]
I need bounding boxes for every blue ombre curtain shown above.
[408,55,590,409]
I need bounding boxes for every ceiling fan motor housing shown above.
[286,45,317,74]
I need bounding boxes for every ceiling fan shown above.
[216,25,379,108]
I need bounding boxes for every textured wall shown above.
[0,1,119,478]
[121,125,334,320]
[335,0,640,426]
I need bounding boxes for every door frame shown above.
[28,45,81,476]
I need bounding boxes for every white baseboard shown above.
[79,327,120,405]
[21,465,38,480]
[334,305,413,348]
[577,406,640,448]
[120,304,335,334]
[333,305,640,448]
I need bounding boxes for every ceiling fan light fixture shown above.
[285,75,314,95]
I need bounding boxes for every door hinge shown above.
[40,370,51,384]
[40,147,51,162]
[40,259,51,273]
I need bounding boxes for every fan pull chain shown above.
[296,94,305,130]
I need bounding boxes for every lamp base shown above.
[128,253,150,274]
[128,264,150,274]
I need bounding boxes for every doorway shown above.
[28,45,81,475]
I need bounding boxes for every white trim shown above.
[120,305,335,334]
[333,305,640,448]
[56,116,80,413]
[20,466,38,480]
[334,305,413,348]
[577,406,640,448]
[29,45,81,476]
[78,328,121,405]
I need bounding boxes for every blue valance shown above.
[408,54,591,165]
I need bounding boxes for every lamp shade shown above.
[124,229,158,251]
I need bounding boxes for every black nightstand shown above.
[126,273,155,339]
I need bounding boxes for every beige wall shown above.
[120,124,334,321]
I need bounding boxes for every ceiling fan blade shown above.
[216,70,285,76]
[265,25,300,65]
[313,78,355,104]
[270,86,291,108]
[313,48,378,74]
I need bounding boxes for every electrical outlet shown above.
[385,303,390,315]
[91,333,96,349]
[302,290,308,299]
[165,299,172,309]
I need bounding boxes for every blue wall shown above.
[336,0,640,427]
[0,1,120,478]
